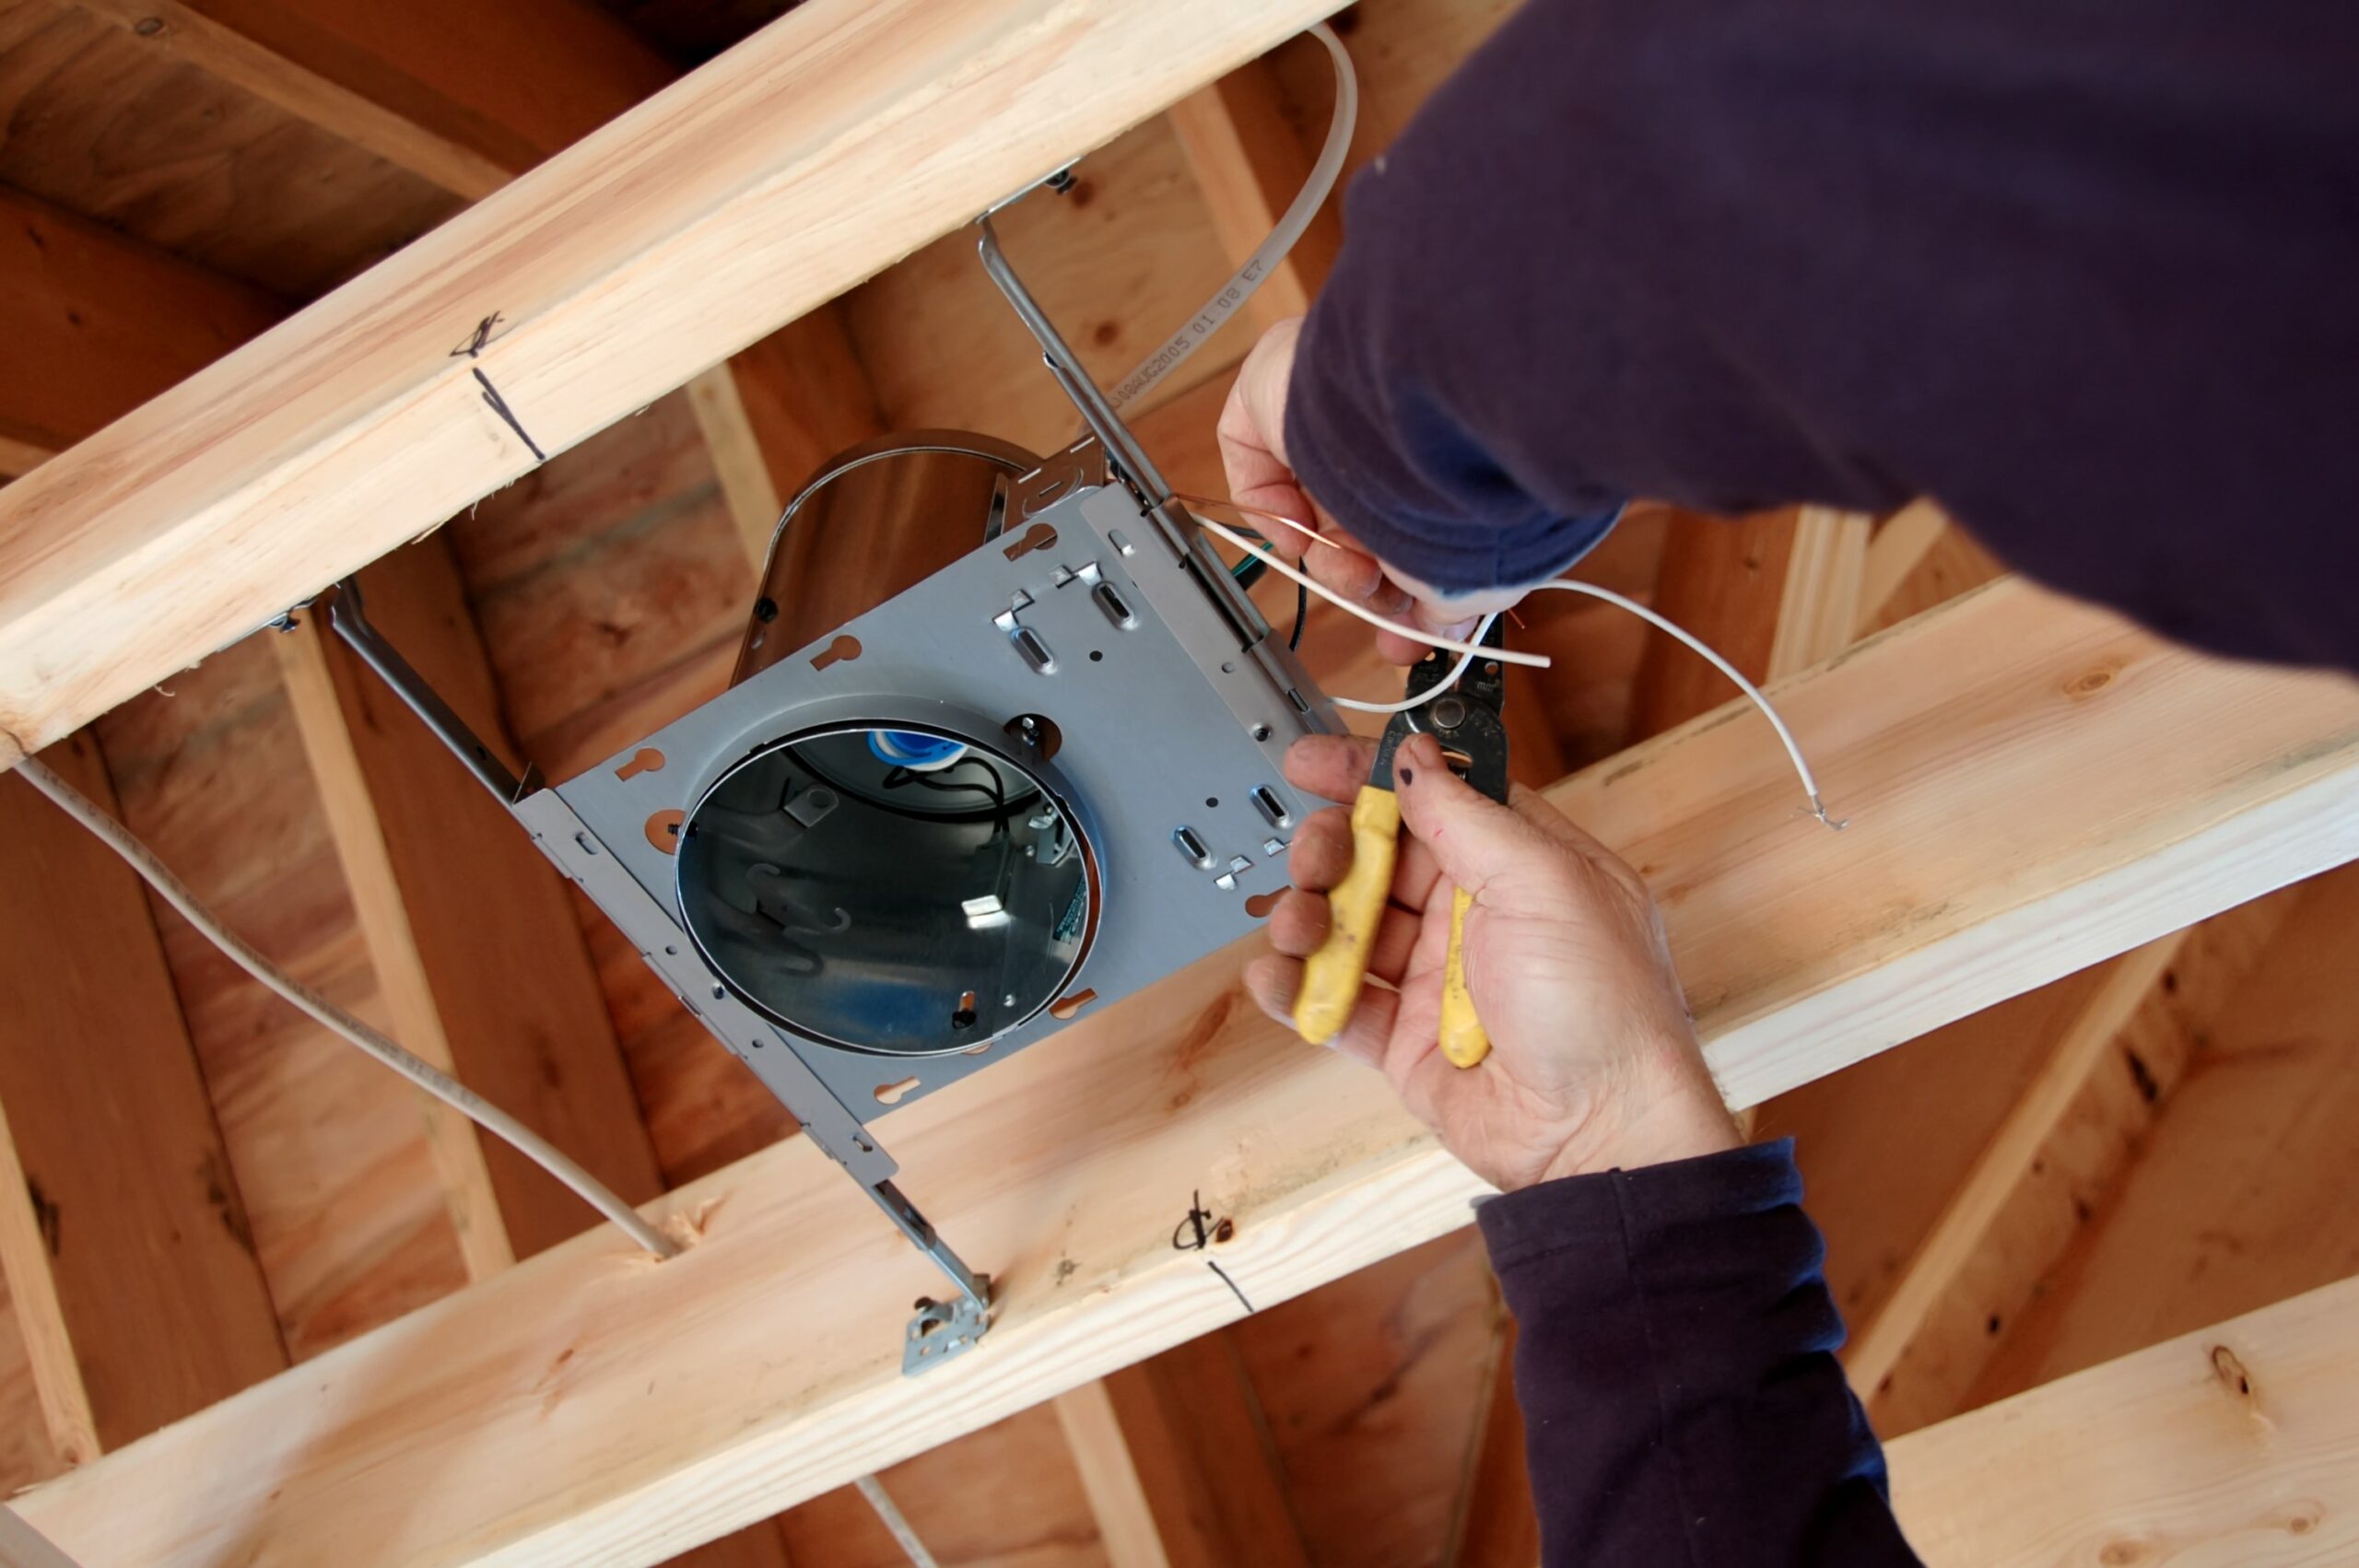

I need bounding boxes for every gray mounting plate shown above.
[904,1287,991,1375]
[541,474,1334,1129]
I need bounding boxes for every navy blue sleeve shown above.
[1285,0,2359,670]
[1477,1141,1920,1565]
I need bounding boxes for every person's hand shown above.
[1244,731,1741,1191]
[1218,320,1529,665]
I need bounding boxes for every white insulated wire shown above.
[1526,579,1843,828]
[1189,500,1835,824]
[19,757,943,1544]
[1332,613,1499,713]
[1116,21,1829,822]
[11,755,681,1259]
[856,1475,941,1568]
[1106,20,1359,412]
[1189,510,1551,667]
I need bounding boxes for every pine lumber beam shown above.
[1848,891,2297,1436]
[684,371,787,567]
[0,1505,77,1568]
[87,0,870,595]
[271,543,779,1568]
[1057,1338,1309,1568]
[0,732,285,1461]
[1858,521,2009,641]
[274,537,664,1269]
[1630,504,1873,736]
[687,309,887,570]
[0,0,1350,766]
[1886,1270,2359,1563]
[271,616,517,1280]
[1764,508,1872,679]
[1443,1316,1539,1568]
[1852,500,1952,638]
[1054,1382,1173,1568]
[0,187,282,477]
[1958,861,2359,1410]
[1167,55,1343,333]
[13,577,2359,1564]
[72,0,672,200]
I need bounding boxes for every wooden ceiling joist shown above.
[70,0,672,199]
[1847,891,2296,1436]
[273,539,666,1272]
[1886,1270,2359,1562]
[0,0,1348,766]
[15,577,2359,1565]
[0,733,287,1467]
[0,187,282,477]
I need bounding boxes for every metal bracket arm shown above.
[320,578,541,804]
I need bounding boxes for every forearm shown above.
[1480,1141,1920,1565]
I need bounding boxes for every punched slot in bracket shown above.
[993,591,1056,674]
[1050,559,1139,631]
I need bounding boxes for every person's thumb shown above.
[1391,732,1536,894]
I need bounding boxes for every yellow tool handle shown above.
[1438,885,1490,1068]
[1294,785,1401,1046]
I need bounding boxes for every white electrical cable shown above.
[1332,613,1499,713]
[855,1475,941,1568]
[1526,579,1844,828]
[11,755,681,1259]
[1190,497,1837,825]
[1106,20,1359,412]
[1189,509,1551,667]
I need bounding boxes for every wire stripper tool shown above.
[1293,620,1510,1067]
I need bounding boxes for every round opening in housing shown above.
[675,724,1094,1056]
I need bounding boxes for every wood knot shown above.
[2209,1343,2257,1404]
[2098,1539,2150,1566]
[2065,666,2117,698]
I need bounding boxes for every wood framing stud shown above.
[1443,1313,1539,1568]
[72,0,672,199]
[16,579,2359,1565]
[1087,1338,1309,1568]
[1853,500,1952,638]
[277,538,665,1263]
[689,308,887,572]
[1886,1270,2359,1562]
[0,1505,78,1568]
[0,734,286,1459]
[687,368,788,568]
[0,1106,95,1469]
[1848,890,2298,1435]
[1055,1382,1173,1568]
[1764,507,1872,680]
[0,186,282,474]
[0,0,1352,764]
[273,615,517,1281]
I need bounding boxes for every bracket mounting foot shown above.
[904,1280,991,1375]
